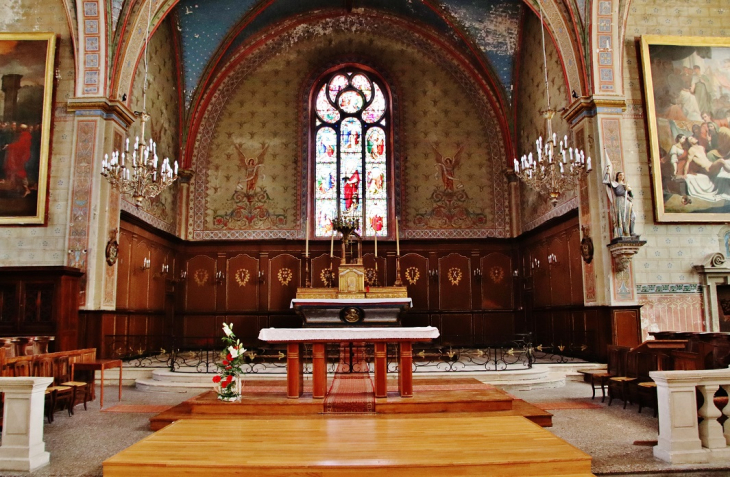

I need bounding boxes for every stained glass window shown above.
[313,68,389,238]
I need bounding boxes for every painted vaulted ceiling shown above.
[168,0,530,109]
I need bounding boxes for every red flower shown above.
[222,359,229,365]
[225,366,232,370]
[212,375,222,383]
[226,353,233,361]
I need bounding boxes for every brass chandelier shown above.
[100,0,178,207]
[513,0,591,206]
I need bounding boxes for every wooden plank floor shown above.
[150,377,552,430]
[106,416,593,477]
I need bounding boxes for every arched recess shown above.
[110,0,179,102]
[522,0,588,98]
[185,11,513,240]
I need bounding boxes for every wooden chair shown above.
[33,357,74,422]
[56,355,91,412]
[608,350,638,409]
[578,345,628,402]
[634,352,668,417]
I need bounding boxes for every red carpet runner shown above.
[323,343,375,413]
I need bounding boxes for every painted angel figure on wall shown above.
[432,143,465,191]
[234,142,269,193]
[602,154,637,240]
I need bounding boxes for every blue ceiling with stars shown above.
[173,0,523,108]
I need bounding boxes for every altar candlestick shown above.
[395,216,400,256]
[374,232,378,257]
[330,229,334,256]
[305,218,309,256]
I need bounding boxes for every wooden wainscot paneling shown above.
[481,252,513,310]
[439,253,471,311]
[477,313,515,345]
[183,315,216,347]
[268,254,300,311]
[116,228,133,310]
[612,308,641,348]
[185,255,217,312]
[226,254,260,311]
[548,235,570,307]
[532,242,549,308]
[129,238,152,310]
[311,254,341,288]
[399,253,429,310]
[440,313,473,347]
[567,227,584,305]
[148,242,168,311]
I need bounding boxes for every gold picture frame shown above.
[0,32,56,225]
[641,35,730,222]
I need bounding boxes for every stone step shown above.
[134,362,593,393]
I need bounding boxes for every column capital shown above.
[66,98,136,128]
[563,96,627,125]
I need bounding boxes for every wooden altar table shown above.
[258,327,439,399]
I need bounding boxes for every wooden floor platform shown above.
[106,415,593,477]
[149,377,552,430]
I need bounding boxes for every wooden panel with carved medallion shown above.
[268,254,301,311]
[399,253,429,310]
[226,254,260,311]
[439,253,471,311]
[480,252,513,310]
[185,255,217,312]
[311,254,340,289]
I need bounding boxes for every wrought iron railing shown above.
[103,332,586,373]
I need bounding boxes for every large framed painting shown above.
[641,35,730,222]
[0,32,56,225]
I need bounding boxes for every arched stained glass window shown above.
[312,67,389,238]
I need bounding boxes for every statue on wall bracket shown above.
[602,150,645,271]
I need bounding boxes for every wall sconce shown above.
[513,269,519,277]
[472,268,482,279]
[161,264,169,274]
[547,253,558,265]
[215,270,225,284]
[428,269,438,279]
[142,257,151,270]
[531,258,540,269]
[180,270,187,279]
[258,270,265,283]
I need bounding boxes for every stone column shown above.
[0,377,53,472]
[65,98,135,310]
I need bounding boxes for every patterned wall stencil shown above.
[638,292,704,341]
[517,10,574,231]
[124,18,179,233]
[189,15,509,240]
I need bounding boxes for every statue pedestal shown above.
[607,236,646,272]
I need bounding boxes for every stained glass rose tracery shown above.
[313,68,389,238]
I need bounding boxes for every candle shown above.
[395,216,400,256]
[374,232,378,258]
[330,228,334,257]
[305,218,309,256]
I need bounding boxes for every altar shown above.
[291,297,412,326]
[258,326,440,399]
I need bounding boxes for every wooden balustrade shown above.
[650,368,730,464]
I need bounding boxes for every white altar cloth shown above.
[290,298,412,308]
[258,326,439,342]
